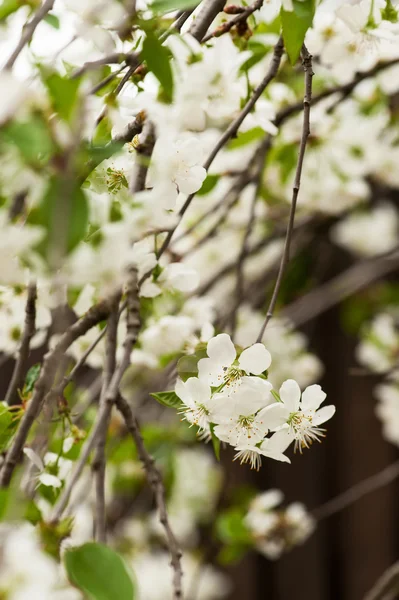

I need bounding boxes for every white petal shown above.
[265,428,294,453]
[266,451,291,464]
[279,379,301,412]
[301,384,326,412]
[238,343,272,375]
[260,404,288,430]
[313,405,336,426]
[39,473,62,488]
[23,447,44,471]
[197,357,225,387]
[207,333,236,366]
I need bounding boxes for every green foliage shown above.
[28,177,89,259]
[210,423,221,461]
[0,0,27,21]
[65,543,135,600]
[381,0,398,22]
[43,13,60,28]
[150,390,183,409]
[39,518,74,559]
[43,71,81,122]
[0,403,22,453]
[23,363,41,395]
[142,32,174,103]
[151,0,198,13]
[196,174,219,196]
[216,508,253,564]
[281,0,316,64]
[227,127,265,151]
[1,115,54,166]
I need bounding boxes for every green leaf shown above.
[0,403,21,452]
[141,32,174,103]
[280,0,316,65]
[24,363,41,395]
[0,0,22,21]
[44,13,60,28]
[150,390,183,410]
[2,116,54,165]
[64,543,135,600]
[216,509,253,545]
[43,72,80,122]
[28,177,89,258]
[210,423,220,461]
[151,0,197,13]
[227,127,265,151]
[196,174,219,196]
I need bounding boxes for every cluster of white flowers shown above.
[357,310,399,374]
[244,489,315,559]
[357,310,399,447]
[175,333,335,468]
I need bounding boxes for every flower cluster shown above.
[244,490,315,559]
[175,334,335,468]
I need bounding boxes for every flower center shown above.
[287,412,325,453]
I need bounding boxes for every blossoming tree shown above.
[0,0,398,598]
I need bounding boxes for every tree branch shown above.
[257,45,313,342]
[4,282,37,406]
[188,0,227,41]
[50,269,140,522]
[92,296,121,543]
[364,561,399,600]
[283,247,399,327]
[0,292,119,488]
[116,394,183,600]
[2,0,55,70]
[201,0,263,43]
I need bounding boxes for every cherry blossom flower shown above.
[210,380,277,446]
[175,377,215,434]
[234,428,294,470]
[275,380,336,453]
[197,333,272,388]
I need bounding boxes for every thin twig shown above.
[156,36,285,262]
[257,45,313,342]
[0,293,119,488]
[312,459,399,522]
[2,0,55,70]
[364,561,399,600]
[283,247,399,327]
[4,282,37,406]
[92,296,121,543]
[50,269,140,522]
[116,394,183,600]
[201,0,263,43]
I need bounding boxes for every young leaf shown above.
[150,391,183,409]
[43,72,81,122]
[141,32,174,102]
[64,543,135,600]
[0,0,21,21]
[44,13,60,28]
[151,0,198,13]
[24,363,41,395]
[280,0,315,65]
[0,403,21,452]
[28,177,89,258]
[2,116,54,166]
